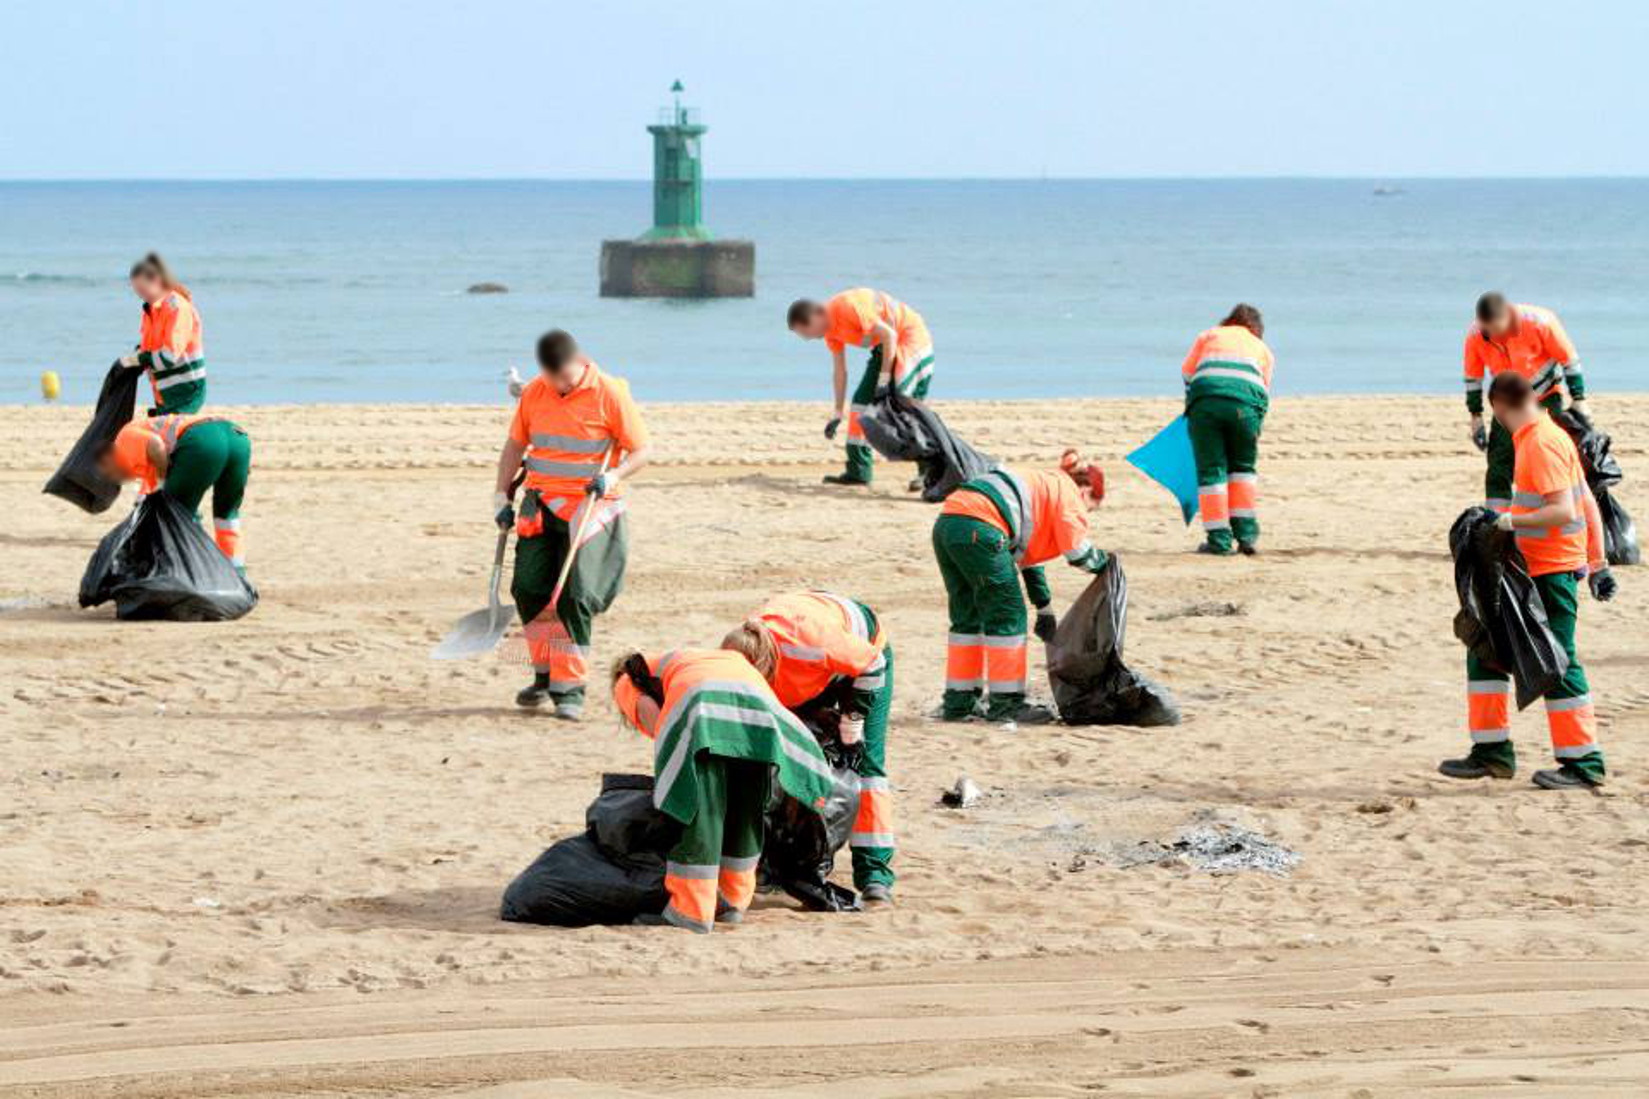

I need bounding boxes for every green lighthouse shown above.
[600,81,755,298]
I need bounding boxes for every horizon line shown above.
[3,174,1649,185]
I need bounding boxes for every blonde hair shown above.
[720,620,778,680]
[130,252,190,301]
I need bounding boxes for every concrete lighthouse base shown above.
[599,239,755,298]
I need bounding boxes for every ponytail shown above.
[130,252,190,301]
[720,620,779,680]
[1059,448,1105,504]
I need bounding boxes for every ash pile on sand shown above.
[1113,814,1300,876]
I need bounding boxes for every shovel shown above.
[431,528,516,660]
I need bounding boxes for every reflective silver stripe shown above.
[1485,498,1510,511]
[850,832,897,847]
[981,469,1035,560]
[154,365,207,389]
[1468,680,1510,695]
[981,635,1025,649]
[852,674,884,691]
[1545,694,1593,713]
[1230,508,1257,518]
[1203,518,1231,531]
[1516,519,1584,539]
[1064,539,1095,563]
[946,678,983,690]
[776,724,840,785]
[1463,378,1483,391]
[655,650,681,677]
[1470,729,1511,743]
[1565,363,1583,375]
[811,589,872,641]
[1555,744,1599,759]
[780,643,826,662]
[530,433,611,453]
[1229,472,1257,484]
[718,854,760,872]
[858,776,891,792]
[654,687,829,784]
[948,633,984,646]
[213,518,241,530]
[523,456,603,477]
[988,677,1027,692]
[1512,491,1545,508]
[546,678,584,691]
[1199,482,1229,494]
[1191,365,1268,391]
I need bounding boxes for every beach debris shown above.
[1148,600,1244,621]
[1114,819,1300,876]
[941,775,983,809]
[466,282,509,294]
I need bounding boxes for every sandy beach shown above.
[2,394,1647,1097]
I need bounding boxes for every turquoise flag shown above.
[1126,415,1199,525]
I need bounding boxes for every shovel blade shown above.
[431,603,517,660]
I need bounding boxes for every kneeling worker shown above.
[98,413,250,569]
[611,648,835,933]
[788,288,935,487]
[1441,372,1616,790]
[722,591,897,904]
[494,330,651,718]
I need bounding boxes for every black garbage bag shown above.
[1047,556,1181,726]
[43,361,140,514]
[1449,506,1568,710]
[78,491,258,621]
[857,389,997,501]
[500,773,675,927]
[759,697,862,912]
[1597,490,1641,567]
[1553,408,1638,565]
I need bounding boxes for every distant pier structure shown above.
[600,82,755,298]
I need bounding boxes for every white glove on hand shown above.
[840,714,865,746]
[585,471,617,497]
[1495,512,1515,532]
[119,353,141,369]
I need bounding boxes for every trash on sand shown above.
[941,776,983,809]
[1114,816,1300,877]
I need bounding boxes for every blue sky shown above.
[7,1,1647,179]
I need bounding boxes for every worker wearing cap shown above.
[494,330,651,719]
[1441,372,1615,790]
[788,288,936,487]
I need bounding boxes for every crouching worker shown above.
[933,451,1108,724]
[494,330,651,718]
[98,414,250,569]
[1441,372,1616,790]
[723,592,897,904]
[1181,304,1274,556]
[611,649,836,933]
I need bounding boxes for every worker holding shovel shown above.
[493,330,651,718]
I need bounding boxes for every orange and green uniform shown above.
[747,591,895,891]
[825,288,935,483]
[111,414,250,568]
[622,649,834,933]
[1464,413,1606,781]
[932,469,1107,720]
[1463,304,1582,511]
[136,291,207,415]
[1181,325,1274,552]
[507,362,647,706]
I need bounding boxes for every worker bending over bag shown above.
[722,591,898,904]
[611,649,835,933]
[98,413,250,569]
[1441,372,1616,790]
[1180,303,1275,556]
[932,451,1108,724]
[494,330,651,718]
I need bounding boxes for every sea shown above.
[2,179,1645,405]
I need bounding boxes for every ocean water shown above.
[2,179,1646,405]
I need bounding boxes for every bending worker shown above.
[1441,373,1616,791]
[1180,304,1275,556]
[932,451,1109,724]
[118,253,207,416]
[722,591,897,905]
[97,414,250,570]
[1464,293,1589,512]
[493,330,651,719]
[788,288,935,487]
[611,648,834,933]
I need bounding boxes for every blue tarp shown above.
[1126,415,1200,525]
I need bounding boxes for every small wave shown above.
[4,272,98,286]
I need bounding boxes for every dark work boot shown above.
[1197,540,1237,557]
[1532,765,1603,791]
[1438,743,1515,781]
[516,673,552,709]
[823,473,871,487]
[1238,541,1259,556]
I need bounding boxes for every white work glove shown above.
[119,353,141,369]
[839,714,865,746]
[1494,512,1515,532]
[585,471,617,498]
[493,491,514,530]
[506,366,526,398]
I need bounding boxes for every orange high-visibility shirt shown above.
[138,291,205,407]
[940,469,1092,567]
[823,288,932,357]
[1463,304,1578,402]
[750,592,887,708]
[111,413,217,492]
[1180,325,1274,401]
[632,648,787,738]
[508,362,648,511]
[1510,413,1593,577]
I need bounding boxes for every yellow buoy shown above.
[40,371,61,401]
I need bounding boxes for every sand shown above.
[1,395,1646,1097]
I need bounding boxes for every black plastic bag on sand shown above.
[760,698,862,913]
[1047,556,1181,726]
[500,774,676,927]
[1597,490,1641,567]
[79,492,258,622]
[1450,507,1568,711]
[43,361,140,514]
[857,389,997,501]
[1553,409,1639,565]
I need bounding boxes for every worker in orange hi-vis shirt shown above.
[1463,293,1588,512]
[788,288,935,488]
[721,591,897,904]
[493,330,652,719]
[116,253,207,416]
[1440,372,1616,791]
